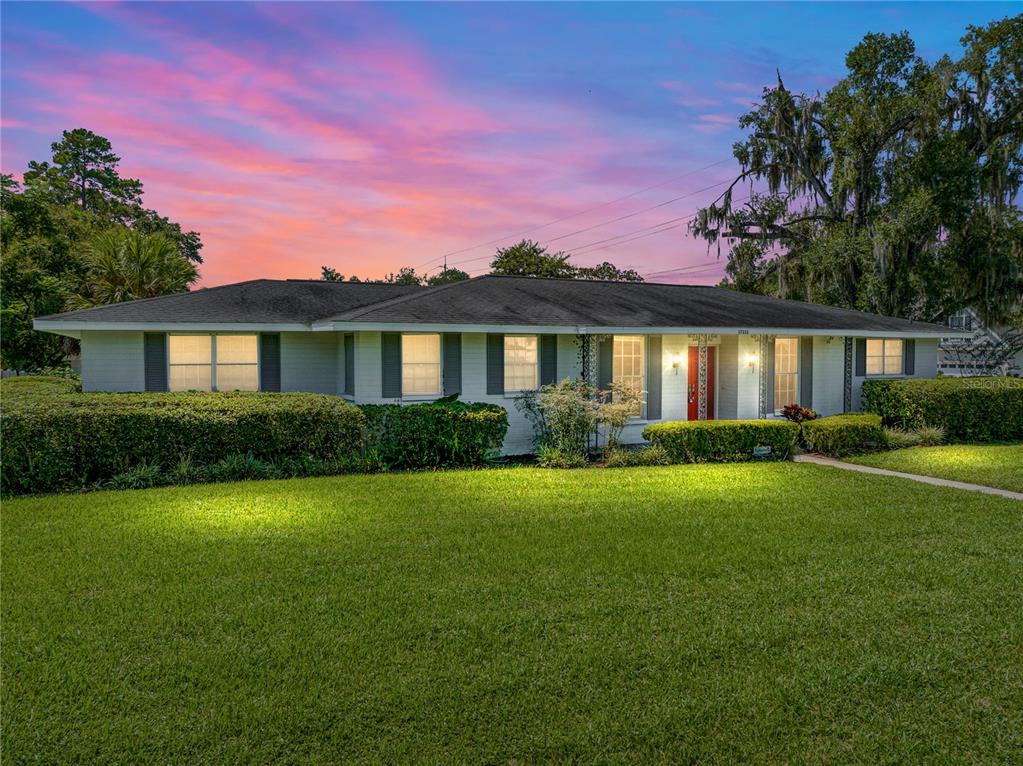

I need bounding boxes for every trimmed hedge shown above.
[862,376,1023,442]
[801,414,884,457]
[1,390,366,495]
[642,420,798,463]
[361,401,508,469]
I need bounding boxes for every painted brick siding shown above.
[80,331,145,392]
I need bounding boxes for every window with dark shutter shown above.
[486,334,504,395]
[144,333,168,392]
[259,333,281,392]
[381,333,402,398]
[646,335,662,420]
[443,333,461,396]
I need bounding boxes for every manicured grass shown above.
[849,443,1023,493]
[3,465,1022,763]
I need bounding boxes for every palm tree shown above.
[73,228,199,307]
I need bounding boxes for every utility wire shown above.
[416,158,733,270]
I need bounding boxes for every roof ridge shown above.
[325,275,488,321]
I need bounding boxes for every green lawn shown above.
[849,443,1023,493]
[3,465,1022,764]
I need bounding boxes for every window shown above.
[774,337,798,411]
[168,334,258,392]
[215,335,259,391]
[504,335,538,391]
[613,335,644,415]
[169,335,212,391]
[402,334,441,395]
[866,338,903,376]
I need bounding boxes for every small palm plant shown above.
[72,228,198,307]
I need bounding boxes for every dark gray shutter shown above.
[381,333,401,398]
[259,333,281,392]
[765,338,776,413]
[799,336,813,408]
[903,338,915,375]
[486,334,504,395]
[539,335,557,386]
[144,333,168,392]
[646,335,662,420]
[855,338,867,377]
[443,333,461,396]
[343,333,354,396]
[597,336,613,390]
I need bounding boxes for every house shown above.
[34,275,966,453]
[938,307,1023,377]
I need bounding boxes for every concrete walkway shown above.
[794,454,1023,501]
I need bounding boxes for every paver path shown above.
[794,454,1023,502]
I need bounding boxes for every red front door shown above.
[687,346,716,420]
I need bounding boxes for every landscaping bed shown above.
[3,465,1021,763]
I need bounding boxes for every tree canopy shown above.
[1,130,203,371]
[691,16,1022,326]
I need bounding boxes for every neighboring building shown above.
[939,307,1023,376]
[34,276,966,454]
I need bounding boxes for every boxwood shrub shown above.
[1,390,366,496]
[361,401,508,469]
[800,413,884,457]
[642,420,798,463]
[862,376,1023,442]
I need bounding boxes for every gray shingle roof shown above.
[36,280,421,324]
[36,274,952,334]
[328,275,952,334]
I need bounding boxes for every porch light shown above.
[746,352,758,371]
[671,353,682,374]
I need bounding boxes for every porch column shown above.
[757,334,771,418]
[697,334,708,420]
[843,336,853,412]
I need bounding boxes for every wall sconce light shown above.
[746,352,758,371]
[671,354,682,375]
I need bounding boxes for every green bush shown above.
[642,420,799,463]
[915,425,946,446]
[360,401,508,470]
[536,444,588,468]
[801,414,884,457]
[0,374,80,397]
[862,376,1023,442]
[1,391,366,495]
[882,428,922,450]
[603,445,671,468]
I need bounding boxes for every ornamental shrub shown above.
[1,391,366,495]
[642,420,799,463]
[800,414,884,457]
[603,445,671,468]
[862,376,1023,442]
[360,401,508,470]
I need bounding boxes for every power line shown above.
[416,158,733,270]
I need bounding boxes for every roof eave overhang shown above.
[313,321,967,338]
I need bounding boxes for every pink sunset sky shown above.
[1,2,1009,287]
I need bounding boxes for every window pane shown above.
[504,336,537,391]
[169,335,211,364]
[216,364,258,391]
[216,335,257,364]
[774,338,799,410]
[865,338,884,375]
[169,364,212,392]
[612,335,644,394]
[402,334,441,395]
[884,339,903,375]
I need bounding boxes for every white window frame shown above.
[401,333,442,397]
[503,335,539,392]
[865,338,904,376]
[773,337,799,413]
[168,333,260,392]
[612,335,645,417]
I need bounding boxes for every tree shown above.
[576,261,644,282]
[490,240,577,279]
[426,267,470,286]
[691,18,1022,325]
[23,129,143,220]
[380,266,424,285]
[73,229,198,307]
